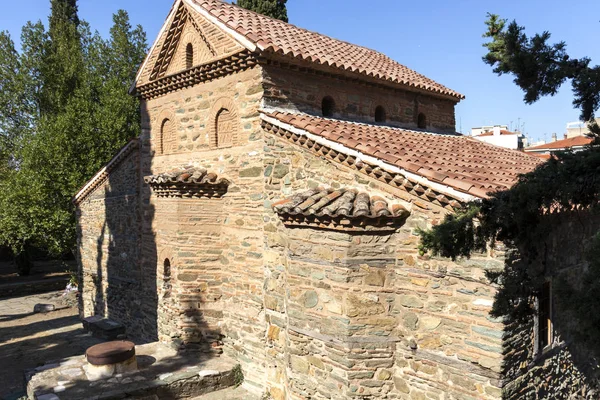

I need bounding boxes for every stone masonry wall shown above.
[139,66,269,392]
[262,131,505,399]
[77,144,144,337]
[262,65,457,133]
[503,212,600,399]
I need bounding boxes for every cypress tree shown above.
[236,0,288,22]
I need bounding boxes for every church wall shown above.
[503,212,600,400]
[262,132,505,399]
[76,145,144,338]
[262,65,457,133]
[139,65,269,390]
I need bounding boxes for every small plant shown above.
[67,269,79,287]
[261,390,273,400]
[232,364,244,387]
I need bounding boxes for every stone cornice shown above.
[144,167,230,199]
[135,50,258,100]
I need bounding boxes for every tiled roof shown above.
[475,130,516,137]
[144,166,229,186]
[74,139,138,205]
[525,135,594,151]
[273,187,410,231]
[190,0,463,100]
[262,112,542,199]
[273,188,408,219]
[144,166,230,198]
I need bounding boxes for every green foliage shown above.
[418,205,484,259]
[420,145,600,348]
[236,0,288,22]
[483,13,600,136]
[232,364,244,387]
[0,1,147,257]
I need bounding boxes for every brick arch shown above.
[155,109,177,155]
[157,247,175,281]
[209,97,240,149]
[181,31,198,70]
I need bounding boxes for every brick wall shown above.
[262,65,457,133]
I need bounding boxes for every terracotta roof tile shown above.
[525,135,594,151]
[273,187,409,220]
[263,112,542,198]
[144,166,229,186]
[191,0,463,99]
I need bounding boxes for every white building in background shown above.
[566,118,600,138]
[471,125,524,150]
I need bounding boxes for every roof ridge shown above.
[203,0,408,62]
[189,0,462,99]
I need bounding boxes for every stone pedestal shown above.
[85,341,137,381]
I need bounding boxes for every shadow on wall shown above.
[76,99,222,353]
[499,212,600,399]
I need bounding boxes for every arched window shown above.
[185,43,194,69]
[163,258,171,280]
[160,118,174,154]
[322,96,335,117]
[375,106,386,123]
[417,113,427,129]
[162,258,171,297]
[216,108,234,148]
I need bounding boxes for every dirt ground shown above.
[0,291,102,400]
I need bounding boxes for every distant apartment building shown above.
[471,125,524,150]
[566,118,600,138]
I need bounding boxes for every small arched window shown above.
[185,43,194,69]
[162,258,171,297]
[417,113,427,129]
[322,96,335,117]
[160,118,174,154]
[163,258,171,280]
[375,106,386,123]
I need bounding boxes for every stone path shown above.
[0,292,102,400]
[0,291,67,317]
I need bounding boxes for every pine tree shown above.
[236,0,288,22]
[419,15,600,357]
[483,13,600,135]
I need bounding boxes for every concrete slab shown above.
[27,342,239,400]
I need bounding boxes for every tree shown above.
[0,1,147,274]
[236,0,288,22]
[420,15,600,356]
[483,13,600,135]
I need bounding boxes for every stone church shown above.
[73,0,590,399]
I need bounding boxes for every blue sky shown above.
[1,0,598,143]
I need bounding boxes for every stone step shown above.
[27,342,240,400]
[190,386,261,400]
[82,316,126,340]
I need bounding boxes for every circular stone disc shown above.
[86,341,135,366]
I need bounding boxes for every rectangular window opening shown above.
[538,280,552,350]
